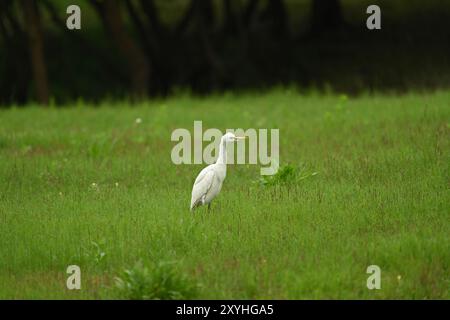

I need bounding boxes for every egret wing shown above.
[190,168,215,210]
[193,166,211,185]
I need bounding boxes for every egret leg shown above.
[208,203,211,212]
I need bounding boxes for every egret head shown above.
[222,132,246,143]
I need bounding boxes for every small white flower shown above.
[115,182,119,187]
[135,118,142,124]
[91,182,97,188]
[397,275,402,280]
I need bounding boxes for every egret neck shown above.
[216,136,228,169]
[215,137,227,181]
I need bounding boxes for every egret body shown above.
[190,132,245,211]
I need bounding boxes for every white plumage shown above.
[190,132,245,211]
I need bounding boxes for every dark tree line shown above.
[4,0,446,105]
[0,0,350,105]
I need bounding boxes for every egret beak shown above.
[234,136,246,141]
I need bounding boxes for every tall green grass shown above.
[0,90,448,299]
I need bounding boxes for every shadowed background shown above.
[1,0,450,105]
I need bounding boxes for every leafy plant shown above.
[90,241,107,264]
[256,163,318,187]
[114,261,199,300]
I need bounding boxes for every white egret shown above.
[190,132,246,211]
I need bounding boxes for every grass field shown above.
[0,90,449,299]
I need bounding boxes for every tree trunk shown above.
[21,0,49,105]
[311,0,343,33]
[262,0,288,36]
[175,0,196,35]
[42,0,127,86]
[0,1,29,105]
[223,0,238,35]
[196,0,224,88]
[139,0,162,37]
[92,0,150,98]
[242,0,259,29]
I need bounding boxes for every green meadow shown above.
[0,90,448,299]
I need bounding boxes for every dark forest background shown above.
[1,0,449,106]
